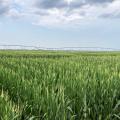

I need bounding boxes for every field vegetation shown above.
[0,50,120,120]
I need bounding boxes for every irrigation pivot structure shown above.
[0,44,119,51]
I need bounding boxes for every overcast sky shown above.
[0,0,120,48]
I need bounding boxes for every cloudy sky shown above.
[0,0,120,49]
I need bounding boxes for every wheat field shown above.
[0,51,120,120]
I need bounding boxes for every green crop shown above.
[0,51,120,120]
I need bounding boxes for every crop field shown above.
[0,50,120,120]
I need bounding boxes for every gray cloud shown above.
[34,10,49,16]
[35,0,114,10]
[0,0,119,26]
[35,0,67,9]
[0,0,10,15]
[101,12,120,18]
[0,6,8,15]
[86,0,114,4]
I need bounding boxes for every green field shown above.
[0,51,120,120]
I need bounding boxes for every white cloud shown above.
[0,0,120,26]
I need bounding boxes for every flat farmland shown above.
[0,51,120,120]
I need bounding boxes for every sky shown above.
[0,0,120,49]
